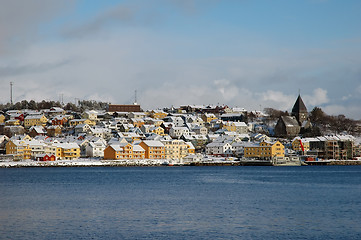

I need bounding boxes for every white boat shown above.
[272,156,301,166]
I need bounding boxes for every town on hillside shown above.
[1,95,361,166]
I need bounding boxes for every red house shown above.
[35,154,56,161]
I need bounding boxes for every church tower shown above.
[291,94,308,125]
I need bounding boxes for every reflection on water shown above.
[1,166,361,239]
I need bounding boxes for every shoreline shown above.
[1,159,361,168]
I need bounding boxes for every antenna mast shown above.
[10,82,13,105]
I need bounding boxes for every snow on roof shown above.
[110,145,123,152]
[233,122,247,127]
[142,140,164,147]
[25,114,44,119]
[133,145,145,152]
[55,142,80,149]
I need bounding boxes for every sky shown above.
[1,0,361,119]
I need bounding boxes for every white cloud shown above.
[259,90,295,110]
[304,88,329,106]
[213,79,239,101]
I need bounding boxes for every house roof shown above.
[133,145,145,152]
[281,116,299,127]
[25,114,45,120]
[110,144,123,152]
[141,140,164,147]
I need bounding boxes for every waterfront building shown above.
[244,141,285,159]
[205,142,233,157]
[86,141,106,158]
[139,140,165,159]
[54,142,80,160]
[6,140,31,160]
[162,139,190,160]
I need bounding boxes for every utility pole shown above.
[10,82,13,105]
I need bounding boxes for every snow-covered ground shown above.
[0,156,238,168]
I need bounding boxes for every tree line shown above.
[0,100,110,112]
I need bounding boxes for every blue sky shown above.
[1,0,361,119]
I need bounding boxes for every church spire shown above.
[291,94,308,124]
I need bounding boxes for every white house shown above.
[205,142,233,157]
[192,125,208,135]
[163,116,184,127]
[83,110,98,122]
[86,141,106,158]
[169,127,190,139]
[74,124,91,135]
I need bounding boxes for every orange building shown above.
[103,143,145,160]
[139,140,165,159]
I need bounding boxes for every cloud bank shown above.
[0,0,361,120]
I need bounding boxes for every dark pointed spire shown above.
[292,94,308,124]
[292,95,307,114]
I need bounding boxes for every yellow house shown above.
[131,118,145,128]
[24,114,48,128]
[221,121,248,134]
[5,119,21,126]
[292,137,310,152]
[222,121,237,132]
[244,141,285,159]
[6,140,32,160]
[139,140,165,159]
[149,110,168,119]
[54,143,80,160]
[82,110,98,122]
[0,114,5,124]
[162,139,190,160]
[133,145,145,159]
[202,113,218,123]
[69,119,95,127]
[149,126,165,136]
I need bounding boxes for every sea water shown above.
[1,166,360,239]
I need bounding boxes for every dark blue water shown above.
[1,166,361,240]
